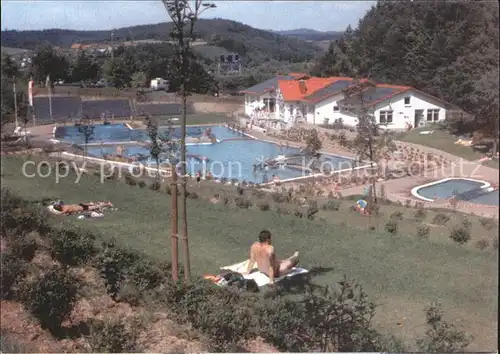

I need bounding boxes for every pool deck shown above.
[26,123,500,218]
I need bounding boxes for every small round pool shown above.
[411,178,498,206]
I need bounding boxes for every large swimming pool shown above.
[412,178,499,206]
[57,124,357,183]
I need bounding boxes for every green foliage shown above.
[22,266,80,333]
[449,226,471,244]
[385,220,398,234]
[432,213,450,225]
[257,200,270,211]
[414,208,427,220]
[49,228,96,266]
[96,242,170,303]
[390,211,404,221]
[8,232,37,261]
[0,253,28,300]
[86,317,139,352]
[305,129,323,155]
[415,225,430,240]
[322,200,341,211]
[475,238,489,250]
[313,2,499,136]
[417,303,471,352]
[479,217,495,231]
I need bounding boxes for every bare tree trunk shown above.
[180,91,191,280]
[171,168,179,281]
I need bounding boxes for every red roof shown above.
[278,77,351,102]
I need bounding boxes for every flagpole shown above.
[13,76,18,128]
[47,75,53,122]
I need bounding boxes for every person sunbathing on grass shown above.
[243,229,299,284]
[54,201,113,215]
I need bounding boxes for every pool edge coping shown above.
[410,177,492,203]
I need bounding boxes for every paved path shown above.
[248,127,499,218]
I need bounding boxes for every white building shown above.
[241,73,452,130]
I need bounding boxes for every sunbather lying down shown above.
[242,229,299,284]
[53,201,113,215]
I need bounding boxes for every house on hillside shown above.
[241,73,452,130]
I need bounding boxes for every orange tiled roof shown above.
[278,77,348,102]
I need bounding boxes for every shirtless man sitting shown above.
[244,230,299,284]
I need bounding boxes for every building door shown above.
[414,109,424,128]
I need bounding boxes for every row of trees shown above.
[312,0,499,139]
[14,41,217,93]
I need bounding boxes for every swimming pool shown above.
[411,178,499,206]
[55,124,239,143]
[58,124,357,183]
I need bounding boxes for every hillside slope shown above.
[273,28,343,41]
[1,19,323,66]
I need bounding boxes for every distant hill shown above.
[272,28,343,42]
[1,19,323,66]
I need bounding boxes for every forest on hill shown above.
[273,28,343,41]
[0,19,323,67]
[312,0,499,137]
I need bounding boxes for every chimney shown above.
[298,79,307,94]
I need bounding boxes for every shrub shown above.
[385,220,398,234]
[417,303,471,352]
[271,193,287,203]
[461,217,472,228]
[390,211,404,221]
[9,232,37,261]
[149,181,161,190]
[432,213,450,225]
[124,174,137,186]
[22,266,79,333]
[475,238,489,250]
[275,204,290,215]
[96,243,169,302]
[187,191,199,199]
[322,200,340,211]
[137,180,146,188]
[178,282,258,352]
[449,226,471,244]
[236,186,244,195]
[0,253,28,300]
[416,225,430,240]
[479,217,495,231]
[257,201,270,211]
[234,197,252,209]
[414,208,427,220]
[49,229,96,266]
[86,317,139,352]
[306,205,319,220]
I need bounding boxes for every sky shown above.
[1,1,375,32]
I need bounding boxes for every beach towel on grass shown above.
[221,260,309,287]
[47,205,64,215]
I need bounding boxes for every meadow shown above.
[1,155,498,350]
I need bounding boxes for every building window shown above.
[427,109,440,121]
[379,110,393,124]
[333,105,339,112]
[404,97,411,105]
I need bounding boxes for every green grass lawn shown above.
[1,155,498,350]
[397,127,485,161]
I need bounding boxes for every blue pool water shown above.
[55,124,239,143]
[415,179,498,206]
[59,124,356,183]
